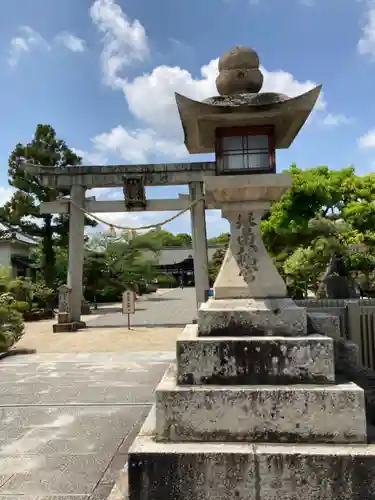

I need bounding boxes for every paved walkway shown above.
[0,351,174,499]
[16,288,197,354]
[88,286,197,329]
[0,288,197,499]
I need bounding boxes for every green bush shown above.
[0,292,24,351]
[7,277,54,319]
[0,268,53,322]
[154,275,177,288]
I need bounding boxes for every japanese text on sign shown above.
[122,290,135,314]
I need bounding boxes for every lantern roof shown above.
[175,45,322,154]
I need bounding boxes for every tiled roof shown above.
[0,221,38,246]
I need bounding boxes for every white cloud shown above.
[91,126,186,163]
[73,148,108,166]
[322,113,353,127]
[358,0,375,58]
[123,59,218,137]
[90,0,149,89]
[8,26,50,67]
[56,32,86,53]
[359,128,375,148]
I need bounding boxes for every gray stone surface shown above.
[177,324,335,385]
[89,287,197,328]
[198,298,307,336]
[129,410,375,500]
[307,311,341,339]
[156,367,366,443]
[24,162,216,189]
[0,351,173,498]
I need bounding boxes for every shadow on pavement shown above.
[92,306,147,314]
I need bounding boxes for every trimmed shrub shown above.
[154,275,177,288]
[0,292,24,351]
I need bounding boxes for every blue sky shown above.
[1,0,375,238]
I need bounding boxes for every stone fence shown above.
[296,298,375,369]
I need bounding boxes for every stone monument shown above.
[126,46,375,498]
[53,284,87,333]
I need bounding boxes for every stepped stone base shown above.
[177,325,335,385]
[198,298,307,336]
[155,367,366,443]
[129,409,375,500]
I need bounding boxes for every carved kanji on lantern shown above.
[123,177,146,210]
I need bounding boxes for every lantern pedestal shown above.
[199,173,307,336]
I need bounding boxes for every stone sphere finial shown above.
[216,45,263,96]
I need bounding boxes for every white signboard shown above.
[122,290,136,315]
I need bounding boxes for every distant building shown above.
[0,222,38,277]
[146,245,225,285]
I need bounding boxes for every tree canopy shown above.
[261,165,375,297]
[0,124,95,288]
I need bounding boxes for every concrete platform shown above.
[176,324,335,385]
[128,409,375,500]
[198,298,307,336]
[155,366,366,443]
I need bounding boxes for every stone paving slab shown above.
[0,352,174,499]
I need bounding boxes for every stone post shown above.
[57,284,71,324]
[189,181,209,308]
[214,203,286,300]
[67,185,86,323]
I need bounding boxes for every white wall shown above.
[0,243,12,269]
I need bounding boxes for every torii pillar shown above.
[67,185,86,324]
[189,181,209,308]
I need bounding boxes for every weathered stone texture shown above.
[307,311,341,340]
[156,368,366,444]
[177,325,335,385]
[129,418,375,500]
[255,444,375,500]
[198,298,307,337]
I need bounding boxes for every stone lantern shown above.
[176,45,321,335]
[127,47,375,500]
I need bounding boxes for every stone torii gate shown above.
[23,161,216,328]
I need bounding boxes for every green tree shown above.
[208,233,230,245]
[1,124,95,288]
[134,229,193,248]
[84,231,160,301]
[262,165,375,298]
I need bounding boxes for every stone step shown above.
[155,366,366,444]
[198,298,307,336]
[176,324,335,385]
[129,408,375,500]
